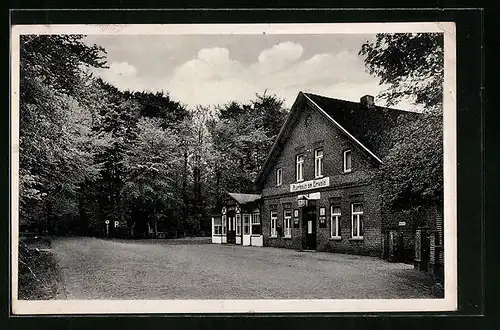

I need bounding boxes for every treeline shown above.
[19,35,288,238]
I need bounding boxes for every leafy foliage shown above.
[208,93,288,195]
[18,35,289,238]
[19,35,109,230]
[20,35,107,97]
[360,33,444,210]
[359,33,444,111]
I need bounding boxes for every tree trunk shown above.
[182,148,188,237]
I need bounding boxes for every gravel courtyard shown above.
[51,237,443,300]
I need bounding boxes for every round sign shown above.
[105,220,110,225]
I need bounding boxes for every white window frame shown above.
[330,206,341,239]
[296,154,304,182]
[276,168,282,186]
[221,215,227,235]
[315,148,324,178]
[213,217,222,235]
[284,209,292,238]
[251,213,261,235]
[236,214,241,235]
[351,203,363,239]
[343,149,352,173]
[270,211,277,238]
[243,214,250,235]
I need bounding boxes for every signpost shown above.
[105,220,110,237]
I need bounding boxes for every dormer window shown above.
[296,154,304,182]
[276,168,282,186]
[343,149,352,173]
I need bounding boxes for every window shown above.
[343,150,352,173]
[331,206,341,238]
[236,214,241,235]
[213,217,222,235]
[221,215,227,235]
[243,215,250,235]
[315,149,324,178]
[251,213,261,235]
[351,203,363,238]
[284,209,292,238]
[270,211,277,237]
[276,168,282,186]
[296,154,304,181]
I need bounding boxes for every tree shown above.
[19,35,108,232]
[131,91,190,129]
[121,117,181,237]
[20,35,107,98]
[359,33,444,111]
[359,33,444,210]
[207,92,288,195]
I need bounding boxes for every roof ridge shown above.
[304,92,415,115]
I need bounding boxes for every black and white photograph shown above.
[10,22,457,314]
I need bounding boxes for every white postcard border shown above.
[10,22,457,314]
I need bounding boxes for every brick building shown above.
[253,91,416,256]
[212,91,443,275]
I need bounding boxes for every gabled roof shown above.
[255,91,418,186]
[227,192,261,205]
[304,93,418,157]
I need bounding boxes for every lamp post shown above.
[298,195,309,208]
[105,220,110,238]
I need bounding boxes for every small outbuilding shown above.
[211,192,263,246]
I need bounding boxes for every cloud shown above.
[255,41,303,73]
[166,43,395,108]
[94,41,415,111]
[171,47,243,84]
[108,62,137,76]
[197,47,230,63]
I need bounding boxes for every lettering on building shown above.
[290,177,330,192]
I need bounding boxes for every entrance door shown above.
[302,206,317,250]
[227,214,236,244]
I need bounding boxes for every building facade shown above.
[211,193,263,247]
[211,91,443,276]
[254,92,404,256]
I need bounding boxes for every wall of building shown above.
[259,102,383,256]
[261,103,379,199]
[261,182,383,256]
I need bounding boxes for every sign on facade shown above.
[297,192,321,200]
[290,177,330,193]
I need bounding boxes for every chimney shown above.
[360,95,375,108]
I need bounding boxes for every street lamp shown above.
[298,195,309,208]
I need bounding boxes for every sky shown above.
[83,34,415,111]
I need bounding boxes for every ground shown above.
[50,237,442,300]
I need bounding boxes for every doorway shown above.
[226,213,236,244]
[302,206,317,250]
